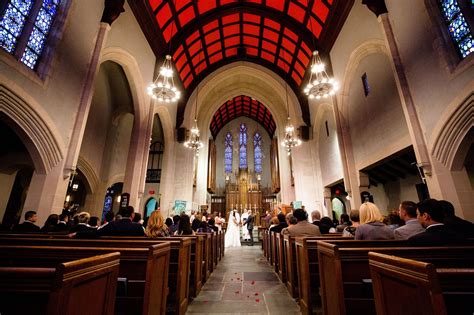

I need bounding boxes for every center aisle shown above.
[186,245,301,314]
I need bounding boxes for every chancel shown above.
[0,0,473,314]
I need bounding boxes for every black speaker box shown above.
[177,127,186,143]
[299,125,310,141]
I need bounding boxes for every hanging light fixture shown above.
[147,0,180,103]
[147,55,181,103]
[303,10,338,100]
[281,52,301,155]
[184,42,204,156]
[304,50,339,99]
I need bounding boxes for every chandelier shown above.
[147,55,181,103]
[304,50,339,99]
[281,80,301,155]
[184,118,204,155]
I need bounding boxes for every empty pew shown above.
[317,240,474,315]
[0,237,188,315]
[369,252,474,315]
[294,236,351,315]
[0,251,119,315]
[0,244,169,315]
[276,233,286,282]
[197,232,212,282]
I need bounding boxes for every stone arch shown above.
[431,91,474,171]
[340,39,389,118]
[77,155,99,194]
[0,83,63,175]
[100,47,147,125]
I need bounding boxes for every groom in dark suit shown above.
[244,210,254,246]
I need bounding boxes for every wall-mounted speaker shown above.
[298,125,311,141]
[177,127,186,143]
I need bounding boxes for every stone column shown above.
[323,187,333,218]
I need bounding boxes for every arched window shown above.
[224,132,232,173]
[438,0,473,58]
[146,141,164,183]
[239,123,247,169]
[0,0,62,69]
[254,132,263,174]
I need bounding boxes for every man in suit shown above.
[269,213,288,234]
[408,199,464,246]
[394,201,425,240]
[282,209,321,237]
[75,206,144,238]
[14,210,40,232]
[440,200,474,238]
[243,210,254,246]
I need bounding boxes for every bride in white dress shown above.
[225,209,241,248]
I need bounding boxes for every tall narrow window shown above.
[439,0,473,58]
[0,0,62,70]
[239,123,247,169]
[224,132,233,173]
[254,132,263,174]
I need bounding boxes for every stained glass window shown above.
[254,132,262,174]
[0,0,61,69]
[439,0,473,58]
[224,132,233,173]
[239,123,247,169]
[0,0,34,53]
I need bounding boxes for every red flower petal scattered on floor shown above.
[251,281,255,285]
[255,299,260,302]
[235,291,239,294]
[255,292,259,296]
[237,278,240,280]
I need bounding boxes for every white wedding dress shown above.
[225,211,241,248]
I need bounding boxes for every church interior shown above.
[0,0,473,314]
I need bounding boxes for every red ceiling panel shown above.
[147,0,336,91]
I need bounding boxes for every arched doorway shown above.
[144,197,159,218]
[101,182,123,220]
[0,117,35,230]
[63,170,90,212]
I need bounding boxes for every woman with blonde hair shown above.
[145,210,170,238]
[355,202,394,240]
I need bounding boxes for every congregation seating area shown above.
[0,231,224,315]
[262,230,474,315]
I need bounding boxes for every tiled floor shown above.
[186,245,301,315]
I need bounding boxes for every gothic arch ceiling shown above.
[130,0,354,127]
[210,95,276,139]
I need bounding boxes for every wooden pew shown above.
[317,240,474,315]
[262,229,268,257]
[283,235,297,297]
[276,233,286,282]
[0,244,168,315]
[271,231,279,273]
[0,237,189,315]
[369,252,474,315]
[197,232,212,282]
[0,251,119,315]
[294,236,351,315]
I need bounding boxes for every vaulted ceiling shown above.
[129,0,354,128]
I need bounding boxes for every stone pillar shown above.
[378,14,444,197]
[323,187,333,218]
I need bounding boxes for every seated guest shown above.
[440,200,473,238]
[408,199,464,246]
[191,216,202,231]
[56,213,69,232]
[311,210,322,227]
[208,218,219,232]
[41,214,59,232]
[269,216,279,229]
[169,215,180,234]
[269,213,288,234]
[99,211,115,229]
[319,217,336,234]
[133,212,144,225]
[336,213,351,232]
[70,212,96,233]
[355,202,394,240]
[197,221,214,233]
[14,210,40,232]
[394,201,425,240]
[176,214,194,235]
[145,210,170,238]
[75,206,145,237]
[282,209,321,237]
[165,217,173,229]
[343,210,360,237]
[88,216,100,228]
[384,210,404,230]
